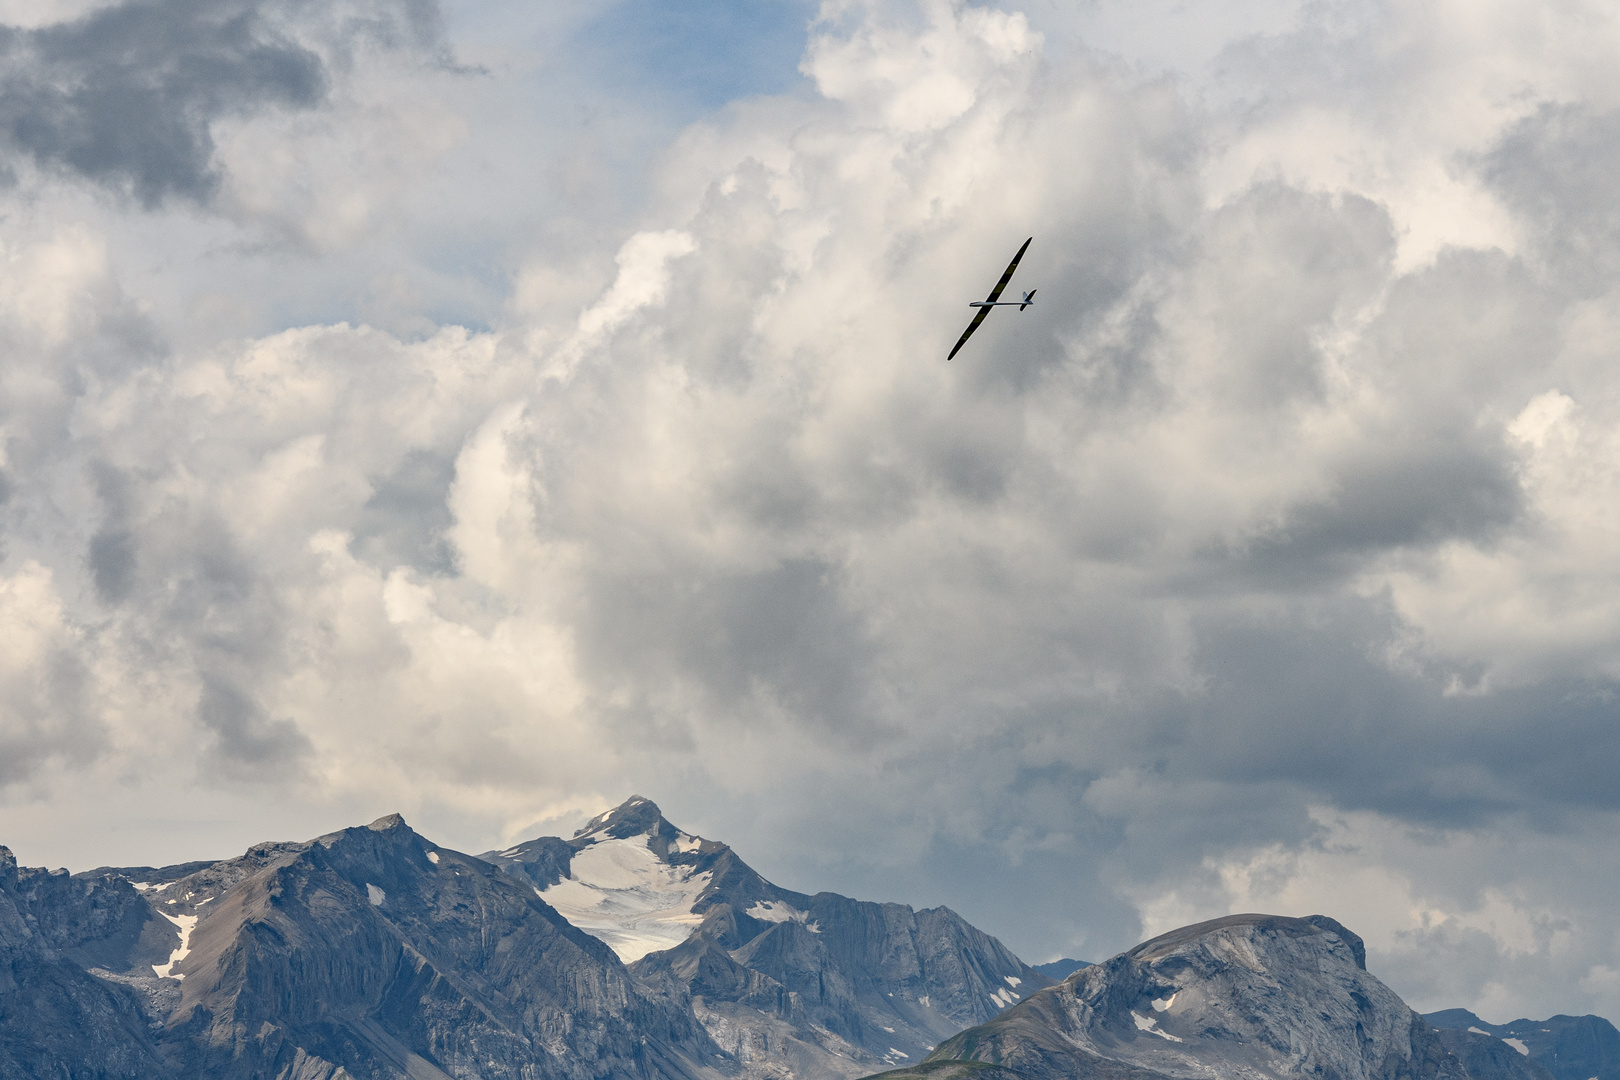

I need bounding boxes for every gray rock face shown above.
[895,914,1468,1080]
[484,797,1053,1079]
[633,895,1047,1078]
[0,845,176,1079]
[1431,1029,1558,1080]
[162,814,732,1079]
[1427,1010,1620,1080]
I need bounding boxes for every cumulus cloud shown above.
[3,0,1620,1027]
[0,561,104,783]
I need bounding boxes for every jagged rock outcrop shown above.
[483,796,1053,1078]
[0,845,176,1079]
[877,914,1469,1080]
[1427,1010,1620,1080]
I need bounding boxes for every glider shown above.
[947,237,1035,360]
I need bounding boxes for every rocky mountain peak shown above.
[905,912,1460,1080]
[484,797,728,963]
[483,797,1052,1078]
[575,794,667,839]
[368,812,407,831]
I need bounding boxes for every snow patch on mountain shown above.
[538,832,712,961]
[1133,1011,1184,1041]
[1505,1039,1530,1056]
[152,911,198,979]
[746,899,817,929]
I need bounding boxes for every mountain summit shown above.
[483,796,1053,1078]
[882,913,1467,1080]
[482,795,755,962]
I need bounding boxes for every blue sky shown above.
[569,0,818,110]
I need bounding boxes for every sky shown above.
[2,0,1620,1026]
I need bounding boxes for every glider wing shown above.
[948,237,1033,360]
[948,304,994,361]
[983,237,1032,305]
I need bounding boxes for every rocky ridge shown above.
[1427,1010,1620,1080]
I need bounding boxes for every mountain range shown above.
[1,797,1615,1080]
[0,796,1047,1079]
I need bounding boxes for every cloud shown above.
[0,0,446,206]
[1483,104,1620,294]
[350,449,458,576]
[0,561,105,784]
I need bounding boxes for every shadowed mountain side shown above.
[1032,959,1090,980]
[142,814,732,1080]
[1428,1010,1620,1080]
[0,846,176,1079]
[1434,1030,1560,1080]
[878,914,1470,1080]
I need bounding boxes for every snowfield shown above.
[539,832,713,961]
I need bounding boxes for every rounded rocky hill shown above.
[870,914,1470,1080]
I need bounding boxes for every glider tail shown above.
[1020,289,1036,311]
